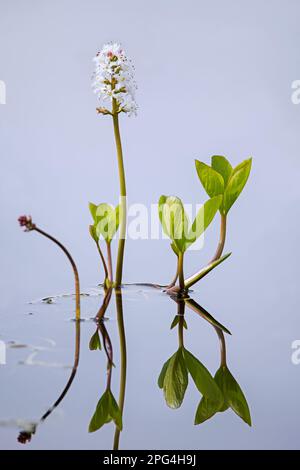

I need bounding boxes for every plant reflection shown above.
[158,295,251,426]
[17,318,81,444]
[15,286,251,449]
[88,291,123,437]
[88,287,127,451]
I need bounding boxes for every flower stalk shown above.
[18,216,81,320]
[112,102,127,287]
[92,43,136,287]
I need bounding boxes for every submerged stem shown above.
[177,301,185,348]
[41,319,81,421]
[214,326,227,367]
[113,291,127,450]
[96,287,113,320]
[99,322,114,390]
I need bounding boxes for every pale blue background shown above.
[0,0,300,449]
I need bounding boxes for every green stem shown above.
[184,213,227,289]
[113,291,127,450]
[112,99,127,287]
[167,261,179,288]
[34,227,80,320]
[177,252,185,291]
[211,213,227,263]
[106,241,113,284]
[95,240,109,285]
[96,287,112,320]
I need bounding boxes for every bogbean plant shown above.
[89,43,252,294]
[159,156,252,293]
[89,202,120,288]
[91,43,137,288]
[17,43,253,440]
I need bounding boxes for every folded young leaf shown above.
[184,252,232,289]
[211,156,233,186]
[160,348,189,409]
[158,195,189,253]
[214,366,252,426]
[89,224,98,243]
[195,160,224,198]
[89,330,102,351]
[96,203,120,242]
[223,158,252,214]
[183,349,223,406]
[89,202,98,222]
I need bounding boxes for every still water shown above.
[0,277,299,450]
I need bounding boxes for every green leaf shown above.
[185,195,222,249]
[170,242,179,257]
[194,396,221,425]
[183,349,223,406]
[195,160,224,198]
[89,202,98,222]
[158,357,172,389]
[161,348,189,409]
[88,390,111,432]
[96,203,120,242]
[88,389,122,433]
[170,316,188,330]
[184,252,232,289]
[158,195,189,253]
[108,392,123,431]
[211,156,233,186]
[170,316,179,329]
[89,224,98,243]
[223,158,252,214]
[89,330,101,351]
[214,366,252,426]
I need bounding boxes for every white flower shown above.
[92,43,137,116]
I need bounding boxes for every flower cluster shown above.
[18,215,35,231]
[92,43,137,116]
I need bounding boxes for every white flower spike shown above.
[92,43,137,117]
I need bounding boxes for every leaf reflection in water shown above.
[158,294,251,427]
[9,285,251,449]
